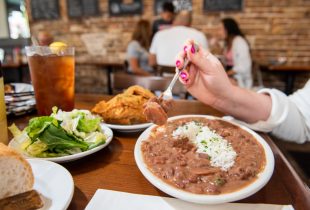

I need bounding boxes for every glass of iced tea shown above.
[25,45,75,115]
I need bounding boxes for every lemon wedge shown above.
[49,42,67,54]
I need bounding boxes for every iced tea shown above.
[26,46,75,115]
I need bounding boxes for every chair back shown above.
[156,65,176,76]
[252,61,264,90]
[123,60,129,72]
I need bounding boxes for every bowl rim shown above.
[134,114,275,204]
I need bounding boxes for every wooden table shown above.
[76,60,124,95]
[260,64,310,94]
[8,94,310,210]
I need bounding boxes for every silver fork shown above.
[161,59,190,100]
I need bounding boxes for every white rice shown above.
[172,121,237,171]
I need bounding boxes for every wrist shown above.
[212,85,241,113]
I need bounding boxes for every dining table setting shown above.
[2,0,310,208]
[4,92,310,210]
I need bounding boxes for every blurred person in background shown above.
[149,11,208,67]
[219,18,252,88]
[37,31,54,46]
[175,39,310,144]
[152,1,175,36]
[126,20,153,76]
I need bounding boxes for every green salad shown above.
[9,107,106,157]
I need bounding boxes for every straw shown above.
[30,36,44,55]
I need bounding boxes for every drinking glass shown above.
[26,46,75,115]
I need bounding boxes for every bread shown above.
[0,190,43,210]
[0,143,34,199]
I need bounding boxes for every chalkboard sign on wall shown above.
[203,0,243,12]
[109,0,143,16]
[31,0,60,20]
[67,0,100,18]
[154,0,192,15]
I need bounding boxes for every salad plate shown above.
[29,159,74,210]
[8,108,113,163]
[103,122,152,133]
[9,124,113,163]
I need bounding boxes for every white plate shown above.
[7,83,34,93]
[9,124,113,163]
[29,159,74,210]
[103,122,152,133]
[134,115,275,204]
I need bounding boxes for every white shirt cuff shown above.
[232,88,289,132]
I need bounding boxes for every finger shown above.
[186,43,225,75]
[179,69,189,83]
[178,66,197,88]
[183,39,193,53]
[185,65,197,87]
[178,69,189,84]
[175,51,186,70]
[175,40,192,70]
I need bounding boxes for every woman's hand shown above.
[175,39,272,123]
[175,40,235,107]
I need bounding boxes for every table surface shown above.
[8,94,310,210]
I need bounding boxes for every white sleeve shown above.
[239,81,310,143]
[149,34,158,55]
[232,37,252,75]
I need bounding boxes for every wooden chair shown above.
[156,65,176,76]
[251,61,265,91]
[111,72,187,98]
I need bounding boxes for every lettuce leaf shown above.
[8,123,31,150]
[39,124,89,152]
[84,131,106,149]
[26,140,48,156]
[26,116,57,139]
[77,115,100,133]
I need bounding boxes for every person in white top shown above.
[219,18,252,88]
[175,39,310,144]
[149,11,208,67]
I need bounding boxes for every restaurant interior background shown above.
[0,0,310,208]
[0,0,309,93]
[0,0,310,186]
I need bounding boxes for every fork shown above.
[161,59,190,100]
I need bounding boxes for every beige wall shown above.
[0,0,9,38]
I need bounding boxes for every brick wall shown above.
[26,0,310,93]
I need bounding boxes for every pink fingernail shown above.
[191,44,196,54]
[180,72,188,80]
[184,46,188,53]
[176,60,181,67]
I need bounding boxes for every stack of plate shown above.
[5,83,36,115]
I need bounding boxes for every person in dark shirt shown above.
[152,2,175,36]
